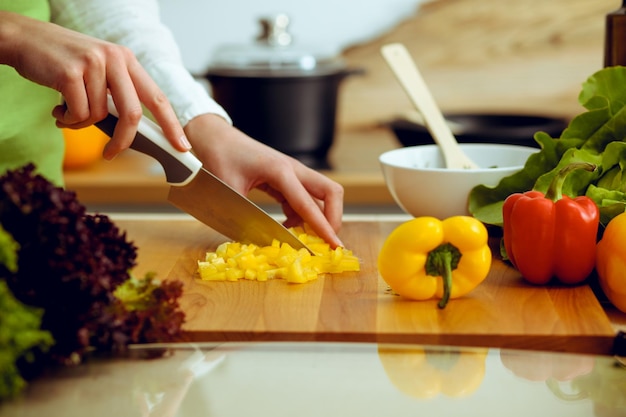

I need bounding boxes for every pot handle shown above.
[192,67,366,80]
[341,67,367,79]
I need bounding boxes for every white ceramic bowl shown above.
[379,143,538,219]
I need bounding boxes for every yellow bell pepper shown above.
[377,344,488,399]
[378,216,491,308]
[596,211,626,313]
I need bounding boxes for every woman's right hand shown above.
[0,11,190,159]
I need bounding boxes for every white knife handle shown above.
[94,97,202,186]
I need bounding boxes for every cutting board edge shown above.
[180,330,617,356]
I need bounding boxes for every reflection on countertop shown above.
[1,342,624,417]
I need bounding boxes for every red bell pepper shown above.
[502,163,599,285]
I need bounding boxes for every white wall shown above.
[157,0,426,74]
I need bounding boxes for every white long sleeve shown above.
[49,0,231,126]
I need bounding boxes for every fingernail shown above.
[181,135,192,150]
[102,144,115,161]
[103,150,117,161]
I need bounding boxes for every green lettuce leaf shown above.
[0,227,53,402]
[469,66,626,226]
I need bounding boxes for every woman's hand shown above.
[0,11,190,159]
[185,114,345,248]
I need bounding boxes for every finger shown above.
[82,58,109,122]
[267,176,344,248]
[258,184,304,228]
[297,198,344,248]
[55,66,109,130]
[294,166,344,232]
[316,181,344,232]
[128,61,190,152]
[53,80,91,127]
[104,64,144,159]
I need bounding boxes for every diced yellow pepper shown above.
[197,227,360,284]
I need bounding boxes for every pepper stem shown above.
[425,242,461,309]
[437,251,453,309]
[545,162,596,202]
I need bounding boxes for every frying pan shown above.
[388,113,569,148]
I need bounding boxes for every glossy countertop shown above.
[1,341,624,417]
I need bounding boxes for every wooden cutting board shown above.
[115,216,617,355]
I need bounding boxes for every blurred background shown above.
[158,0,616,128]
[63,0,620,213]
[157,0,426,75]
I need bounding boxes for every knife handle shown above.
[94,97,202,186]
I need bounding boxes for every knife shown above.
[94,98,310,252]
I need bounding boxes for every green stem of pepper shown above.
[426,243,461,309]
[545,162,597,202]
[437,252,453,309]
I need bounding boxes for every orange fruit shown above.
[62,125,110,170]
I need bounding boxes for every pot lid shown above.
[207,14,345,76]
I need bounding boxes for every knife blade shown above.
[94,98,310,252]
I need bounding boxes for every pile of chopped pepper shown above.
[197,226,360,284]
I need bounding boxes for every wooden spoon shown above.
[381,43,479,169]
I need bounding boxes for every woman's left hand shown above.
[184,114,345,249]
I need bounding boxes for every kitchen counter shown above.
[2,213,625,415]
[2,215,625,417]
[63,127,401,212]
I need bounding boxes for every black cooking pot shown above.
[203,14,361,169]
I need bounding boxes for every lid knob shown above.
[257,14,292,47]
